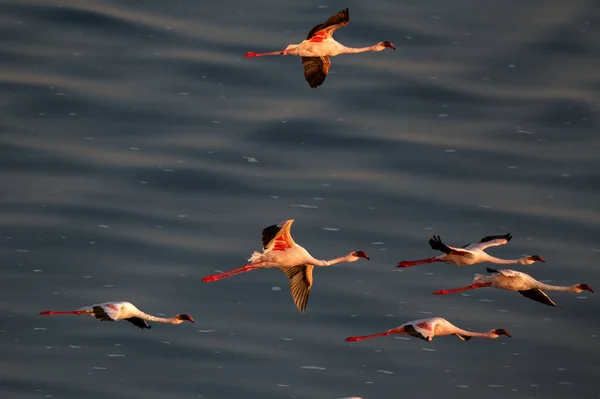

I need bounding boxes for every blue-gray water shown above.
[1,1,599,398]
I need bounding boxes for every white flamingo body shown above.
[345,317,511,343]
[202,219,369,312]
[434,268,594,307]
[39,301,195,329]
[397,233,545,268]
[244,8,395,88]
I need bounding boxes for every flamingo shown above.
[433,268,594,307]
[39,301,194,329]
[345,317,511,342]
[201,219,369,312]
[244,8,395,88]
[397,233,545,268]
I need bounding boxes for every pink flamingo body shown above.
[245,8,395,88]
[345,317,511,342]
[433,268,594,307]
[202,219,369,312]
[397,233,545,268]
[39,301,194,329]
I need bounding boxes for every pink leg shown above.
[396,257,442,268]
[245,50,287,58]
[432,282,492,295]
[39,310,85,316]
[345,329,401,342]
[202,262,266,282]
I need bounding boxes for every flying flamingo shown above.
[201,219,369,312]
[39,301,194,329]
[397,233,545,268]
[244,8,395,88]
[433,268,594,307]
[345,317,511,342]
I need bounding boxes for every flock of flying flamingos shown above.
[39,9,593,345]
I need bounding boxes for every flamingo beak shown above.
[353,251,370,260]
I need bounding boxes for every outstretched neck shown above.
[341,44,381,54]
[536,282,576,292]
[485,255,521,265]
[135,311,178,324]
[453,327,494,338]
[316,254,354,267]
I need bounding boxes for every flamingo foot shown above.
[245,52,258,58]
[432,289,449,295]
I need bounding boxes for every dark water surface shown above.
[2,1,600,398]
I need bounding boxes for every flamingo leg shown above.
[432,282,492,295]
[345,329,400,342]
[202,262,267,283]
[39,310,85,316]
[396,257,442,268]
[245,50,287,58]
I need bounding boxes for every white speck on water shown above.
[377,370,394,375]
[277,384,290,387]
[107,354,125,357]
[242,156,258,163]
[322,227,339,231]
[488,385,504,388]
[422,348,436,352]
[129,147,139,151]
[394,336,411,341]
[576,296,588,300]
[508,166,519,169]
[478,205,491,208]
[557,368,566,371]
[592,248,600,252]
[444,149,456,152]
[16,249,29,253]
[477,299,494,302]
[281,337,293,341]
[161,341,171,345]
[33,269,43,273]
[212,120,220,124]
[69,113,76,116]
[45,346,52,349]
[561,174,571,177]
[33,328,47,331]
[559,382,573,385]
[269,196,279,199]
[289,204,318,209]
[69,345,82,349]
[92,367,107,370]
[271,286,282,291]
[98,225,109,228]
[89,241,95,244]
[419,311,432,314]
[104,285,115,288]
[321,183,331,187]
[364,381,374,384]
[114,344,122,346]
[517,129,534,134]
[84,275,92,279]
[429,14,442,19]
[457,385,469,389]
[508,64,516,68]
[498,309,509,312]
[530,384,539,387]
[197,330,215,333]
[313,197,324,200]
[438,114,448,118]
[371,242,384,245]
[425,272,434,275]
[513,353,520,356]
[177,214,187,218]
[300,365,326,370]
[179,92,189,96]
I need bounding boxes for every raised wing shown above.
[518,288,559,307]
[429,235,472,257]
[281,265,314,312]
[262,219,297,251]
[464,233,512,251]
[306,8,349,40]
[124,317,151,329]
[302,56,331,88]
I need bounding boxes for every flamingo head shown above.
[575,284,594,293]
[175,314,195,324]
[525,255,545,264]
[490,328,511,338]
[351,251,370,261]
[378,41,396,51]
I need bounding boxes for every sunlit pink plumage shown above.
[244,8,395,88]
[345,317,511,342]
[39,301,194,329]
[202,219,369,312]
[433,268,594,307]
[397,233,545,268]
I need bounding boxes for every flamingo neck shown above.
[535,282,576,292]
[133,311,178,324]
[452,327,493,339]
[320,254,353,267]
[485,255,520,265]
[340,44,381,54]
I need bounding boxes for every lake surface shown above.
[1,0,599,398]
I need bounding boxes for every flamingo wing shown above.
[429,235,473,257]
[262,219,297,251]
[306,8,349,40]
[281,265,314,312]
[403,320,435,341]
[124,317,151,329]
[92,305,118,322]
[464,233,512,251]
[518,288,559,307]
[301,56,331,88]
